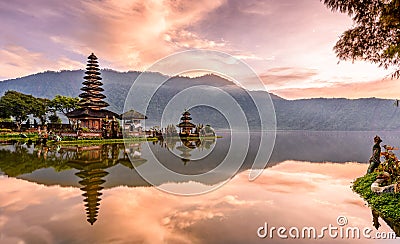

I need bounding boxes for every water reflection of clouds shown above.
[0,161,398,243]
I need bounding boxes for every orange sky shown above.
[0,0,398,99]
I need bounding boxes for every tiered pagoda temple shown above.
[66,53,120,132]
[177,110,198,137]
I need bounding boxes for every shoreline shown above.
[352,173,400,235]
[0,134,221,146]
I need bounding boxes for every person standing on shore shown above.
[367,135,382,174]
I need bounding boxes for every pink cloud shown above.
[0,161,393,243]
[0,0,395,101]
[0,45,82,79]
[55,0,227,70]
[165,30,226,49]
[0,0,227,78]
[272,77,400,99]
[259,67,319,89]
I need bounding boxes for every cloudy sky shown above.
[0,0,398,99]
[1,161,393,243]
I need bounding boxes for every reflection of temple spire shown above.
[64,144,145,225]
[67,146,111,225]
[76,168,108,225]
[0,142,152,225]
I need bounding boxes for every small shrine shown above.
[177,110,198,137]
[121,109,147,137]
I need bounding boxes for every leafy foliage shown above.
[32,97,50,125]
[49,95,80,116]
[354,145,400,223]
[0,90,37,128]
[322,0,400,77]
[378,145,400,183]
[353,172,400,222]
[49,113,61,124]
[0,91,80,128]
[49,95,80,124]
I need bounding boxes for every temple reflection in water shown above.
[0,138,216,225]
[65,145,123,225]
[2,131,400,241]
[0,142,148,225]
[54,144,147,225]
[162,136,216,164]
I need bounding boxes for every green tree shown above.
[49,95,80,124]
[0,107,10,120]
[32,97,50,125]
[322,0,400,77]
[0,91,36,130]
[49,113,61,124]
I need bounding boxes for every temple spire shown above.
[79,53,109,110]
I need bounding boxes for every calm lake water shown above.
[1,131,400,243]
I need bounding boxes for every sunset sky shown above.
[0,0,398,99]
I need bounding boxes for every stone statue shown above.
[367,135,382,174]
[370,172,400,194]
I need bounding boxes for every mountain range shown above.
[1,70,399,131]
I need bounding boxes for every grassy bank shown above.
[0,133,38,139]
[0,131,221,146]
[0,137,159,145]
[52,137,159,146]
[352,172,400,222]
